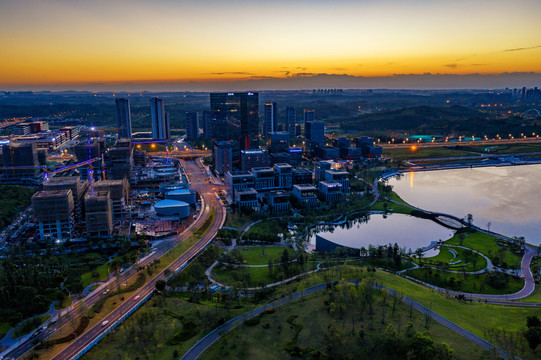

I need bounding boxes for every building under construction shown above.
[105,139,133,181]
[93,179,129,221]
[43,176,89,226]
[0,142,41,185]
[32,189,74,241]
[85,190,113,238]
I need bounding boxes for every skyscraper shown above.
[304,109,315,124]
[264,102,277,138]
[185,111,200,140]
[305,121,325,146]
[202,110,213,139]
[210,92,259,150]
[150,97,170,140]
[115,98,132,139]
[286,106,296,140]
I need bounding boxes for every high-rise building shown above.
[115,98,132,139]
[213,141,233,175]
[305,121,325,146]
[264,102,277,138]
[240,149,269,171]
[202,110,213,139]
[210,92,259,150]
[185,112,200,140]
[268,131,290,154]
[150,97,170,140]
[286,106,296,139]
[303,109,315,125]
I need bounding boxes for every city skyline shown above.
[1,0,540,90]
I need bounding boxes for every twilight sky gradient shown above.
[1,0,540,88]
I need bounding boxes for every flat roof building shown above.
[32,189,74,241]
[85,190,113,238]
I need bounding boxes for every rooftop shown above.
[33,189,72,198]
[294,184,317,190]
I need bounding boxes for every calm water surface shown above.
[312,213,454,255]
[388,164,541,246]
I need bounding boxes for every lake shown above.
[388,164,541,246]
[311,213,454,255]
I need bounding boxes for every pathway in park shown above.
[181,281,514,360]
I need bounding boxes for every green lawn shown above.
[459,143,541,154]
[237,246,294,265]
[372,270,538,339]
[244,220,288,237]
[371,191,414,214]
[213,262,318,287]
[413,245,488,272]
[224,211,254,230]
[80,262,110,288]
[405,268,524,295]
[201,284,488,360]
[383,146,472,161]
[444,231,522,269]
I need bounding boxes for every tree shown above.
[525,316,541,352]
[465,214,473,228]
[155,280,166,292]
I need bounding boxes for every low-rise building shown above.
[240,149,269,171]
[314,161,332,181]
[324,169,350,192]
[225,171,255,199]
[274,163,293,190]
[314,145,339,160]
[235,188,260,212]
[251,167,276,191]
[318,181,344,203]
[266,190,290,213]
[292,184,319,208]
[292,168,312,184]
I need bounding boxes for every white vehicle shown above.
[101,320,109,327]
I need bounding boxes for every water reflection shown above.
[312,213,454,256]
[389,164,541,245]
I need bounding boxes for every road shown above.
[3,159,225,360]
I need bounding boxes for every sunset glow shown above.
[1,0,540,86]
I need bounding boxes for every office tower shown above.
[264,102,277,138]
[305,121,325,146]
[202,110,213,139]
[269,131,290,154]
[210,92,259,150]
[304,109,315,125]
[115,98,132,139]
[240,149,269,171]
[150,97,170,140]
[165,112,171,140]
[286,106,296,139]
[185,112,200,140]
[213,141,233,175]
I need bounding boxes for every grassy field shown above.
[212,262,318,287]
[444,231,522,269]
[201,285,488,360]
[371,270,539,342]
[224,212,258,230]
[371,191,414,214]
[383,146,472,161]
[80,262,110,288]
[413,245,488,272]
[237,246,294,265]
[405,268,524,295]
[244,220,288,237]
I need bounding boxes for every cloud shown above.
[503,45,541,52]
[208,71,254,75]
[444,64,458,69]
[290,72,317,77]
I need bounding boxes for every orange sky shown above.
[1,0,540,86]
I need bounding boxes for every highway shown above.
[380,136,541,148]
[4,159,225,360]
